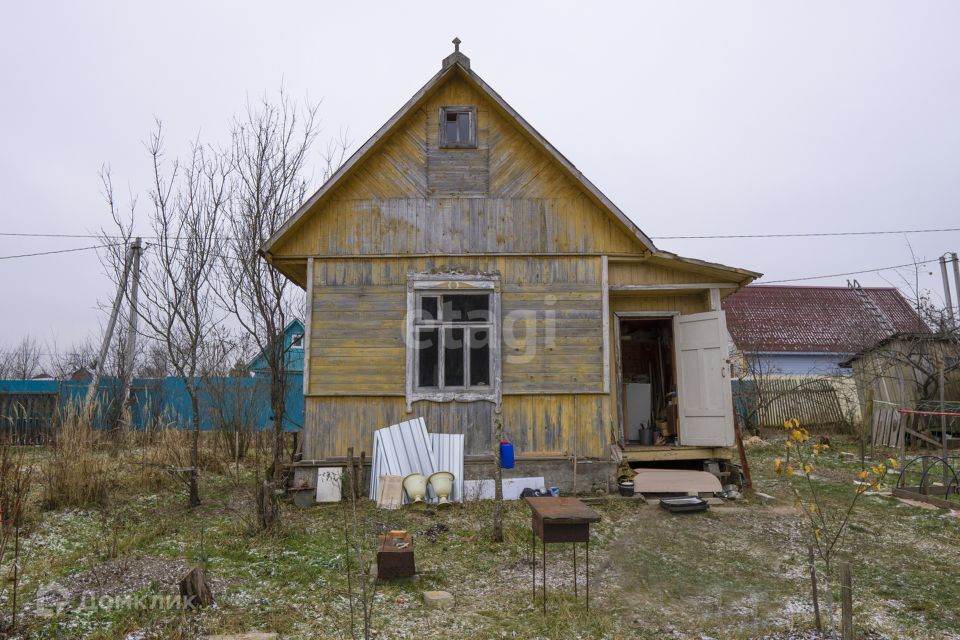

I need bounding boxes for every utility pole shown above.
[939,255,955,327]
[85,242,133,413]
[951,253,960,320]
[119,237,143,409]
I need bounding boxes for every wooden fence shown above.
[872,407,902,448]
[737,377,848,429]
[0,392,59,444]
[873,402,960,453]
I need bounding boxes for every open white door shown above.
[674,310,735,447]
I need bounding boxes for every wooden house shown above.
[724,285,923,376]
[261,42,760,488]
[245,319,306,377]
[723,285,923,429]
[842,330,960,422]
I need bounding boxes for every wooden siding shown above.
[271,74,647,258]
[277,197,641,257]
[303,393,608,460]
[501,394,608,459]
[608,261,738,286]
[304,396,493,459]
[427,91,488,195]
[609,293,708,316]
[308,256,604,396]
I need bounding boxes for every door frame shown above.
[613,311,679,446]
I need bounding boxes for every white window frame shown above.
[405,272,501,410]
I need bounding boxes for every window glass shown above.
[445,117,460,143]
[443,327,465,387]
[442,294,489,323]
[419,296,438,321]
[470,328,490,386]
[413,288,493,394]
[441,108,474,147]
[417,328,439,388]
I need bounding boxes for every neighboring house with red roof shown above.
[723,285,926,377]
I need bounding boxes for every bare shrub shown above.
[0,438,33,634]
[125,425,226,498]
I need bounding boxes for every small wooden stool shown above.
[377,531,416,579]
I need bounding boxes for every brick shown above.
[422,590,454,610]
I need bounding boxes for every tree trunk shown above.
[840,562,853,640]
[189,394,200,507]
[179,566,214,609]
[492,415,504,543]
[271,372,286,484]
[809,545,822,631]
[257,479,278,531]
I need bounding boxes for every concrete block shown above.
[315,467,343,502]
[422,590,454,609]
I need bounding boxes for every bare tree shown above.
[48,337,98,380]
[216,93,338,526]
[0,336,43,380]
[138,342,172,379]
[104,122,229,507]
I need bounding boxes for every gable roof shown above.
[261,46,656,256]
[839,331,956,367]
[245,319,304,371]
[723,285,927,354]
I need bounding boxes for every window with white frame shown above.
[415,292,491,389]
[407,275,500,404]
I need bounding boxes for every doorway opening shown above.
[618,317,678,446]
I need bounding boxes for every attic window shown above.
[290,334,304,349]
[440,106,476,148]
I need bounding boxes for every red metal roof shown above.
[722,285,926,353]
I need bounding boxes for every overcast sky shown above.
[2,1,960,354]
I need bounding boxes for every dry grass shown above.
[42,405,111,510]
[40,404,234,510]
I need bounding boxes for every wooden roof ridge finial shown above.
[442,37,470,70]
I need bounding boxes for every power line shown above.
[762,257,941,284]
[2,226,960,241]
[0,231,233,241]
[0,232,108,239]
[651,227,960,240]
[0,243,125,261]
[0,231,951,283]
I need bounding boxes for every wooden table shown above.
[524,497,601,613]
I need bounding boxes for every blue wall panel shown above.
[0,374,303,432]
[750,353,849,376]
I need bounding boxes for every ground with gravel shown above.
[4,437,959,639]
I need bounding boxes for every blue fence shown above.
[0,375,303,440]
